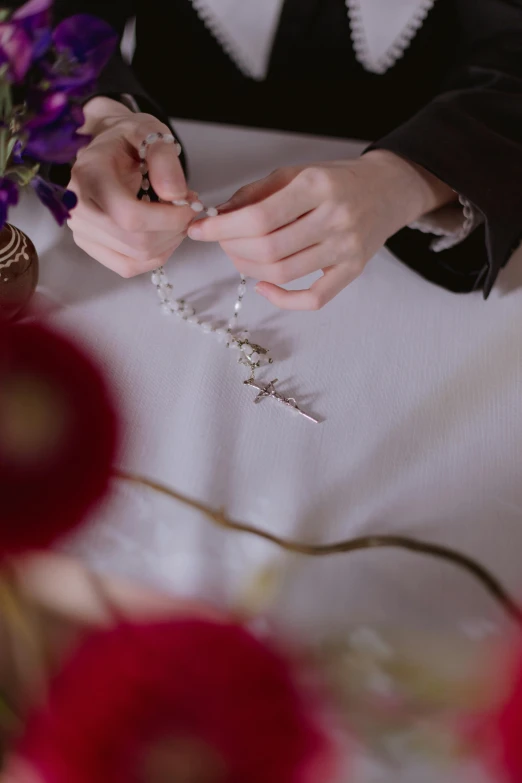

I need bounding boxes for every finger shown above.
[74,236,173,278]
[220,212,322,265]
[188,172,316,242]
[255,264,354,311]
[74,162,194,234]
[147,139,188,202]
[216,168,295,213]
[72,223,183,263]
[229,243,327,286]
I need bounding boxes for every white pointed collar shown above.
[188,0,438,80]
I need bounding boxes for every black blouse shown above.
[51,0,522,297]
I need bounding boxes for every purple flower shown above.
[31,176,77,226]
[25,92,90,164]
[45,14,118,96]
[0,177,19,229]
[0,0,52,83]
[0,23,32,82]
[12,0,52,62]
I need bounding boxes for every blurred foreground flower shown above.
[16,618,334,783]
[0,320,118,554]
[496,652,522,781]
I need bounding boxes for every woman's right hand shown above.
[67,97,195,278]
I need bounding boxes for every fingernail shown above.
[188,225,203,240]
[215,200,233,213]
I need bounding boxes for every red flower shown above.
[496,655,522,781]
[19,619,334,783]
[0,320,118,555]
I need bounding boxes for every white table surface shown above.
[12,118,522,634]
[13,118,522,780]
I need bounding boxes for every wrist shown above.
[82,96,133,137]
[363,149,457,227]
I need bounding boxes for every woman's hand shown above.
[68,97,195,278]
[188,150,455,310]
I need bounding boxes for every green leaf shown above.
[0,10,10,23]
[5,163,40,187]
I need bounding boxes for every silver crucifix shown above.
[243,378,319,424]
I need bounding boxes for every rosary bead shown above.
[142,194,151,202]
[161,304,172,315]
[184,306,195,317]
[140,162,148,175]
[190,201,204,213]
[146,132,161,145]
[237,283,246,297]
[175,142,182,156]
[206,207,218,218]
[163,134,175,144]
[234,301,242,313]
[151,272,162,286]
[201,322,213,333]
[142,178,150,191]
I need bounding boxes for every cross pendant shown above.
[243,378,319,424]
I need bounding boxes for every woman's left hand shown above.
[188,150,455,310]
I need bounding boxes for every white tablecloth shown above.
[12,119,522,634]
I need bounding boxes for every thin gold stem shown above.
[114,469,522,625]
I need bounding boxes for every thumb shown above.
[217,168,295,213]
[145,133,188,202]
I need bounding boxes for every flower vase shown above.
[0,223,39,320]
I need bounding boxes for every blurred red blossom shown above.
[0,319,118,555]
[18,618,335,783]
[496,652,522,782]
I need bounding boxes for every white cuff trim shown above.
[409,195,482,252]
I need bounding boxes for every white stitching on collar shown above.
[188,0,438,80]
[346,0,438,74]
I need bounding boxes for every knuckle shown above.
[247,207,271,236]
[307,291,325,311]
[258,236,280,264]
[344,232,365,262]
[113,206,144,233]
[298,166,334,196]
[329,204,352,232]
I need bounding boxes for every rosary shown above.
[139,133,319,424]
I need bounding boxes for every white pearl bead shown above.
[151,272,162,285]
[243,346,254,356]
[206,207,218,218]
[215,328,226,341]
[139,145,147,160]
[230,341,241,351]
[142,178,150,191]
[146,132,161,144]
[228,319,237,331]
[190,201,204,213]
[175,143,182,156]
[201,322,213,333]
[251,352,260,362]
[140,162,148,175]
[237,283,246,297]
[171,300,182,312]
[142,194,151,202]
[157,287,167,300]
[239,330,250,341]
[161,304,172,315]
[184,306,195,317]
[234,301,242,313]
[163,134,175,144]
